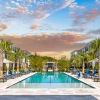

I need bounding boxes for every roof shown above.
[3,58,14,63]
[46,62,56,64]
[88,58,98,63]
[70,50,79,54]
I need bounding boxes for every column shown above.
[0,49,3,77]
[12,63,15,74]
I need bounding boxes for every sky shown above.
[0,0,100,59]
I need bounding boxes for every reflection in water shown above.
[9,83,92,88]
[8,72,93,88]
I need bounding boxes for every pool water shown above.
[8,72,94,88]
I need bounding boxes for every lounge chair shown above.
[72,70,77,75]
[0,76,7,83]
[28,68,32,73]
[77,70,81,78]
[93,75,100,82]
[8,70,17,79]
[89,70,97,78]
[13,72,18,78]
[3,72,11,80]
[16,72,22,77]
[20,70,27,75]
[83,70,90,78]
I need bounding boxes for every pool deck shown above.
[64,72,100,88]
[0,72,100,99]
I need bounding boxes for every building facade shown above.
[0,39,31,76]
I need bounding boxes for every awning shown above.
[46,62,55,63]
[3,58,14,63]
[88,58,98,68]
[88,58,98,63]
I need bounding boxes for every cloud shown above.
[85,8,99,19]
[61,0,75,8]
[64,28,85,32]
[32,0,75,19]
[70,8,100,26]
[89,29,100,34]
[1,0,75,21]
[10,1,28,13]
[42,22,53,29]
[0,13,16,19]
[30,23,39,29]
[0,23,8,32]
[69,2,85,10]
[95,0,100,3]
[0,32,91,52]
[72,19,89,26]
[33,8,51,19]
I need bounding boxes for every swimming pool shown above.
[8,72,94,88]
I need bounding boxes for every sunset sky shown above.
[0,0,100,59]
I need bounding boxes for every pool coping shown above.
[0,72,100,96]
[5,72,97,89]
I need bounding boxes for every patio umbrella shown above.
[88,58,98,69]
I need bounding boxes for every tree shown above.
[58,55,70,72]
[0,39,12,54]
[14,48,23,72]
[70,54,82,71]
[79,52,89,73]
[70,51,91,73]
[90,38,100,76]
[28,53,57,72]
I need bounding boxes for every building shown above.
[70,50,79,55]
[0,39,31,76]
[70,42,91,57]
[42,62,58,72]
[70,41,99,59]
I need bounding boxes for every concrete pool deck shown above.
[0,72,100,99]
[64,72,100,88]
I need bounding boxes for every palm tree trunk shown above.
[98,50,100,77]
[74,64,76,71]
[17,57,19,73]
[17,62,19,73]
[0,49,3,76]
[82,60,85,74]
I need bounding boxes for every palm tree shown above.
[0,39,12,53]
[21,51,28,71]
[71,54,81,71]
[14,48,23,73]
[90,38,100,76]
[79,52,89,73]
[0,39,12,76]
[75,55,82,69]
[72,59,77,71]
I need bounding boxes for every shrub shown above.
[19,66,23,71]
[14,66,17,71]
[3,63,7,72]
[9,66,13,71]
[94,63,98,70]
